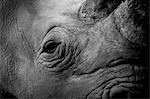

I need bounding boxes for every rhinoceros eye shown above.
[43,40,61,53]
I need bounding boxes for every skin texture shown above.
[0,0,149,98]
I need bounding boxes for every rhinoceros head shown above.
[0,0,149,98]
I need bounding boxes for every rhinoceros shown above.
[0,0,149,98]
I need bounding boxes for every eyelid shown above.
[41,26,69,52]
[42,25,57,43]
[41,24,64,46]
[41,26,59,48]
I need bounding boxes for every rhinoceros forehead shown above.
[25,0,85,17]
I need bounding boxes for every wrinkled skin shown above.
[0,0,149,98]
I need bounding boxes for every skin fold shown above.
[0,0,149,98]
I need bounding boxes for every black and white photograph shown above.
[0,0,149,98]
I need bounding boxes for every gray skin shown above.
[0,0,149,98]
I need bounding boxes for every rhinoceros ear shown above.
[78,0,124,24]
